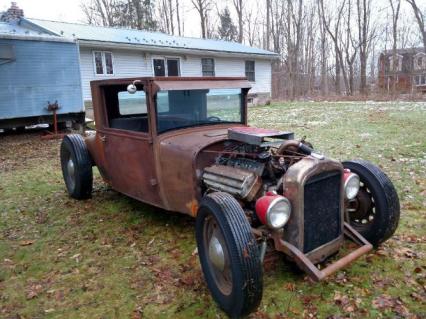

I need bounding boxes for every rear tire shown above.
[196,192,263,318]
[60,134,93,199]
[343,160,400,246]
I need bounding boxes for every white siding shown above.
[79,47,272,101]
[80,47,152,100]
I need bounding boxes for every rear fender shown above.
[84,133,111,183]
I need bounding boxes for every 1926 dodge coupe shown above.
[60,77,400,317]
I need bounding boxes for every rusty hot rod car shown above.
[60,77,400,317]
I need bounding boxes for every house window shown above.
[93,51,114,75]
[153,58,180,77]
[414,53,426,70]
[201,58,215,76]
[388,55,402,72]
[414,75,426,86]
[245,61,255,82]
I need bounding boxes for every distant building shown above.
[0,2,278,128]
[0,4,84,129]
[378,47,426,93]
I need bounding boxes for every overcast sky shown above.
[1,0,85,24]
[0,0,421,42]
[0,0,204,36]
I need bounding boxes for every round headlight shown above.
[266,197,292,229]
[344,173,360,200]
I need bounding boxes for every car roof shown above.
[91,76,252,90]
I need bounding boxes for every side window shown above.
[153,59,165,76]
[245,60,255,82]
[118,91,147,115]
[106,87,149,133]
[94,51,104,74]
[201,58,215,76]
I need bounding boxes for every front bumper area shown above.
[271,222,372,281]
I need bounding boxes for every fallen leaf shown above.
[284,282,296,291]
[372,294,394,309]
[19,240,35,246]
[26,283,43,299]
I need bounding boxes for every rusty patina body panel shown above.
[86,77,250,213]
[154,125,237,215]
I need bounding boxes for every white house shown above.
[18,17,278,106]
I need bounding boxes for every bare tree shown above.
[266,0,271,50]
[389,0,401,96]
[233,0,244,43]
[191,0,212,39]
[317,1,328,95]
[81,0,156,30]
[244,4,260,46]
[342,0,358,95]
[168,0,175,35]
[356,0,374,95]
[319,0,347,95]
[406,0,426,52]
[176,0,181,36]
[81,0,116,26]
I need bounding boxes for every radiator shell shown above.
[283,157,345,263]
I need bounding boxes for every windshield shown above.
[156,88,243,133]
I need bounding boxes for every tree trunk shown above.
[233,0,243,43]
[176,0,181,36]
[168,0,174,35]
[266,0,271,50]
[390,0,401,97]
[406,0,426,54]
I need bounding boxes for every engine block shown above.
[202,164,262,201]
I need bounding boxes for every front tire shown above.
[343,160,400,246]
[60,134,93,199]
[196,192,263,318]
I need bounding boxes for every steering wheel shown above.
[207,116,221,122]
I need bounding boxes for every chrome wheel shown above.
[203,215,232,295]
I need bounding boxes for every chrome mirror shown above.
[127,80,141,94]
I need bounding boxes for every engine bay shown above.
[200,127,318,204]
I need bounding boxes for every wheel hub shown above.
[67,159,75,179]
[350,189,372,220]
[208,235,225,271]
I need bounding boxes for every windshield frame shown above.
[153,87,248,135]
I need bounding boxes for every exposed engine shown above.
[201,127,319,202]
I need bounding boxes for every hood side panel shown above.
[155,126,237,215]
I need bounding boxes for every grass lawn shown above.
[0,101,425,318]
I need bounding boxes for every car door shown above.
[100,83,162,207]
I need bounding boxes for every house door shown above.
[153,58,180,76]
[101,86,162,207]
